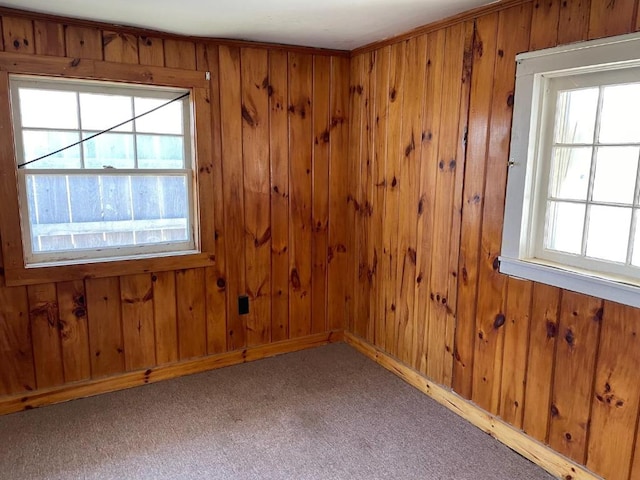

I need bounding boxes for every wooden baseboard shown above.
[344,332,601,480]
[0,330,344,416]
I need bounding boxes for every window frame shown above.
[500,31,640,309]
[0,52,216,286]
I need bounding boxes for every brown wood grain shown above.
[311,55,331,335]
[522,283,560,444]
[288,52,313,338]
[138,36,164,66]
[85,277,125,378]
[65,25,102,60]
[585,301,640,480]
[163,38,196,70]
[452,13,498,399]
[219,45,247,350]
[557,0,591,45]
[27,283,64,389]
[529,0,560,51]
[176,268,207,360]
[241,47,272,346]
[326,55,351,332]
[33,20,64,56]
[120,273,156,371]
[548,292,602,464]
[103,31,138,64]
[2,16,34,54]
[56,280,91,382]
[269,49,290,341]
[152,271,178,364]
[0,286,35,395]
[588,0,636,39]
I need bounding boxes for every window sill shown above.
[499,256,640,308]
[3,251,215,287]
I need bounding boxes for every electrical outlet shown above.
[238,295,249,315]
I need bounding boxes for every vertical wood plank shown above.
[327,56,351,332]
[120,273,156,371]
[152,271,178,364]
[0,286,35,395]
[372,47,390,349]
[381,42,405,357]
[529,0,560,50]
[56,280,91,383]
[548,292,602,464]
[269,49,290,341]
[588,0,636,38]
[499,278,532,428]
[196,43,227,355]
[288,52,313,338]
[2,16,34,54]
[631,420,640,480]
[34,21,65,56]
[65,26,103,60]
[453,14,499,399]
[241,47,272,346]
[557,0,591,45]
[103,31,138,64]
[522,283,561,443]
[414,30,445,373]
[585,301,640,480]
[164,39,196,70]
[138,36,165,66]
[85,277,125,378]
[27,283,64,389]
[176,268,207,360]
[471,5,531,414]
[219,45,247,350]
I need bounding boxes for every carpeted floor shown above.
[0,343,554,480]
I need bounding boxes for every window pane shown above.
[592,147,639,204]
[599,83,640,144]
[101,176,133,221]
[131,176,161,220]
[632,212,640,267]
[544,201,585,254]
[137,135,184,169]
[586,205,631,262]
[553,88,598,144]
[79,93,133,132]
[29,175,70,224]
[22,131,81,169]
[83,132,135,169]
[67,176,101,223]
[134,97,183,134]
[548,147,592,200]
[18,88,78,129]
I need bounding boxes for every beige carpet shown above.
[0,343,553,480]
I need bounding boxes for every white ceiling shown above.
[0,0,496,50]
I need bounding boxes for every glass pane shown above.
[544,201,585,254]
[160,176,188,218]
[67,176,101,223]
[101,176,132,221]
[586,205,631,262]
[592,147,639,204]
[79,93,133,132]
[22,131,81,169]
[131,176,161,220]
[632,211,640,266]
[37,235,74,253]
[83,132,135,169]
[134,97,183,134]
[599,83,640,144]
[553,88,599,144]
[137,135,184,169]
[28,175,70,224]
[18,88,78,129]
[548,147,592,200]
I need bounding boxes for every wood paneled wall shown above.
[348,1,640,479]
[0,16,350,399]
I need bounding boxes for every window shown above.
[10,76,196,266]
[501,31,640,308]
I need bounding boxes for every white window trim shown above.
[9,75,199,267]
[501,31,640,309]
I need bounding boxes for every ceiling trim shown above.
[0,6,350,57]
[350,0,529,56]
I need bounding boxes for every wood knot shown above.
[493,314,506,329]
[217,277,226,288]
[565,329,575,347]
[546,321,557,338]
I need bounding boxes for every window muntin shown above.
[531,69,640,281]
[9,75,197,266]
